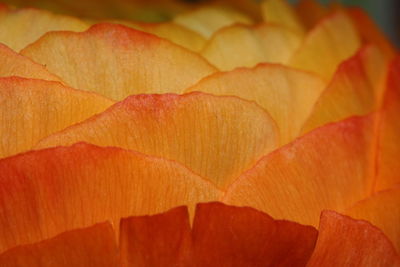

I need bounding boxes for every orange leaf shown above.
[0,223,120,267]
[223,115,378,227]
[201,23,302,71]
[376,57,400,191]
[21,23,216,100]
[345,186,400,253]
[35,92,279,188]
[0,77,113,158]
[0,43,61,82]
[289,11,361,80]
[0,143,220,252]
[302,44,388,133]
[307,211,400,266]
[186,63,326,144]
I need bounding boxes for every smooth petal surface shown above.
[21,23,217,100]
[36,93,279,188]
[201,23,302,71]
[0,143,220,252]
[0,77,114,158]
[302,44,387,133]
[120,206,191,267]
[261,0,305,34]
[0,43,61,81]
[0,223,120,267]
[186,63,326,144]
[0,7,89,51]
[173,6,253,38]
[296,0,328,29]
[289,11,361,80]
[345,187,400,253]
[306,211,400,266]
[191,202,318,267]
[376,57,400,191]
[223,115,378,226]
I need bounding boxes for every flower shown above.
[0,0,398,265]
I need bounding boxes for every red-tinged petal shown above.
[261,0,305,35]
[347,7,397,59]
[223,115,378,227]
[173,6,253,38]
[35,92,279,188]
[0,223,120,267]
[296,0,328,29]
[302,44,388,133]
[0,143,220,252]
[191,202,318,266]
[186,63,326,144]
[376,57,400,191]
[0,43,62,81]
[120,206,191,267]
[201,23,302,71]
[306,211,400,266]
[0,7,89,51]
[345,186,400,253]
[289,11,361,80]
[20,23,216,100]
[0,77,114,158]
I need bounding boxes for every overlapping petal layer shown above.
[36,92,279,187]
[0,143,220,252]
[20,23,217,100]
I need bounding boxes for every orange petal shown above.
[21,23,216,100]
[186,63,326,144]
[345,186,400,253]
[261,0,305,35]
[191,202,317,266]
[35,92,279,188]
[0,223,120,267]
[288,11,361,80]
[347,7,397,59]
[307,211,400,266]
[0,7,89,51]
[173,6,253,38]
[120,206,191,267]
[0,77,114,158]
[302,44,388,133]
[222,115,378,227]
[201,23,302,71]
[376,57,400,191]
[295,0,328,29]
[0,143,220,252]
[0,43,61,81]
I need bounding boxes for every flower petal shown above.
[0,77,113,158]
[223,115,378,226]
[295,0,328,29]
[201,23,302,71]
[20,23,216,100]
[0,7,89,51]
[289,11,361,80]
[307,211,400,266]
[0,143,220,252]
[191,202,317,266]
[173,6,253,38]
[35,92,279,188]
[0,43,61,81]
[120,206,191,267]
[302,44,388,133]
[0,223,120,267]
[376,57,400,191]
[186,63,326,144]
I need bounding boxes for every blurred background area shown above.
[289,0,399,47]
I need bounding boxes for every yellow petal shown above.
[21,23,217,100]
[186,63,326,144]
[201,23,302,71]
[35,92,279,188]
